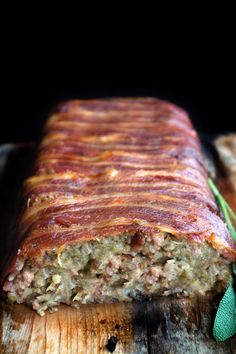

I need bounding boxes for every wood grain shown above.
[1,296,236,353]
[0,144,236,354]
[0,302,145,354]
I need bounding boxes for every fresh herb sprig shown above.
[208,178,236,242]
[208,178,236,342]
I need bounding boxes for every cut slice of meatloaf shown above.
[1,98,236,316]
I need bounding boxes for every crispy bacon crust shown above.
[2,97,236,280]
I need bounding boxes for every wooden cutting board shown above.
[0,143,236,354]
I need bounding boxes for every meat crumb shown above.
[130,233,145,249]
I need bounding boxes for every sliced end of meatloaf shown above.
[3,232,231,316]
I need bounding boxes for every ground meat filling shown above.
[3,232,231,316]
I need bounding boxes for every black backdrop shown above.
[1,54,235,144]
[1,4,236,144]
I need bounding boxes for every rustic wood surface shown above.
[0,143,236,354]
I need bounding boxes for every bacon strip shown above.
[2,97,236,278]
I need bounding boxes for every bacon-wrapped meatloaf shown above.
[2,98,236,315]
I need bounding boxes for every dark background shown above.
[1,38,235,144]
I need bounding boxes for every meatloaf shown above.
[2,98,236,316]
